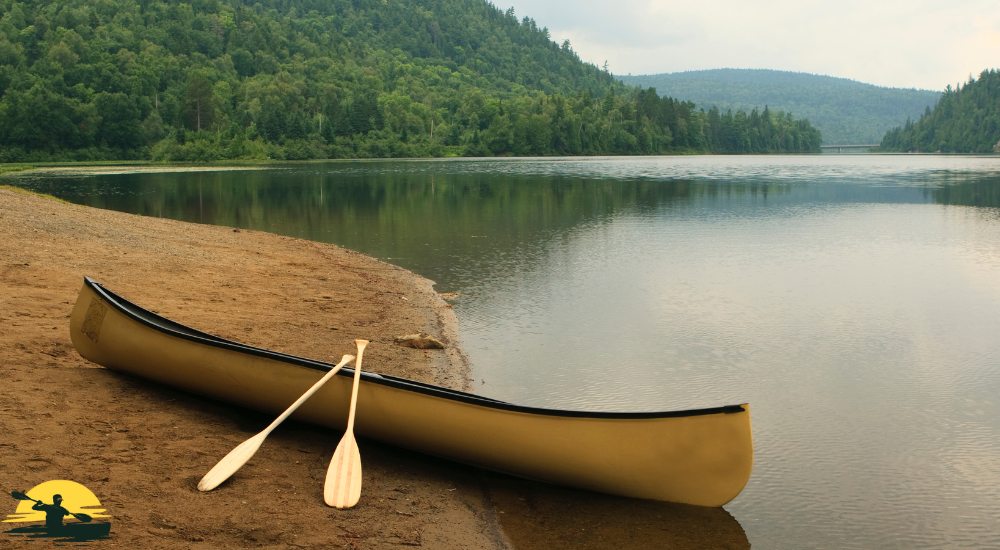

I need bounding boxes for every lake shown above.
[10,155,1000,549]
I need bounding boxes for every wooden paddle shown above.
[197,354,356,492]
[324,339,368,508]
[10,492,92,522]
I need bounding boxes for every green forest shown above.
[879,69,1000,153]
[620,69,939,145]
[0,0,821,161]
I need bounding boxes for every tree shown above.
[95,92,142,149]
[184,73,216,132]
[0,82,95,152]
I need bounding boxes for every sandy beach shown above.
[0,186,507,548]
[0,184,750,549]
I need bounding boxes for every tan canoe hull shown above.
[70,278,753,507]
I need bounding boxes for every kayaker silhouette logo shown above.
[3,480,112,544]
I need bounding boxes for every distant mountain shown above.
[619,69,941,145]
[881,69,1000,153]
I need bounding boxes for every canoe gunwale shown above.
[83,276,746,420]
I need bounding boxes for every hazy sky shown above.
[505,0,1000,91]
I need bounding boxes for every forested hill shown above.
[620,69,940,145]
[880,70,1000,153]
[0,0,820,161]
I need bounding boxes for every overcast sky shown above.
[505,0,1000,91]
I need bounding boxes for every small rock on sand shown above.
[395,333,446,349]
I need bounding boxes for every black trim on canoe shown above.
[83,277,746,420]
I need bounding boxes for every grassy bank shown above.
[0,164,35,176]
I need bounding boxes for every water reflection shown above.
[488,476,749,550]
[17,162,1000,297]
[10,167,801,293]
[927,177,1000,208]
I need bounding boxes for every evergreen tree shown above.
[880,69,1000,153]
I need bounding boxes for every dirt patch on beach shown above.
[0,187,505,549]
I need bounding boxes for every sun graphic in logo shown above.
[5,480,110,523]
[4,480,111,543]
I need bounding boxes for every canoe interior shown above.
[86,277,744,419]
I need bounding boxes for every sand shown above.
[0,184,751,549]
[0,186,506,548]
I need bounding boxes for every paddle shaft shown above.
[261,354,356,437]
[345,341,367,434]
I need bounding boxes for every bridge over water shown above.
[820,144,880,153]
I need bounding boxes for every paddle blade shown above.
[72,512,92,523]
[10,491,32,501]
[324,432,362,509]
[197,435,265,491]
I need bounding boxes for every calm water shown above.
[10,156,1000,548]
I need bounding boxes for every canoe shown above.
[4,522,112,541]
[69,277,753,507]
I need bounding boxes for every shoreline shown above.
[4,151,997,180]
[0,187,503,548]
[5,152,997,180]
